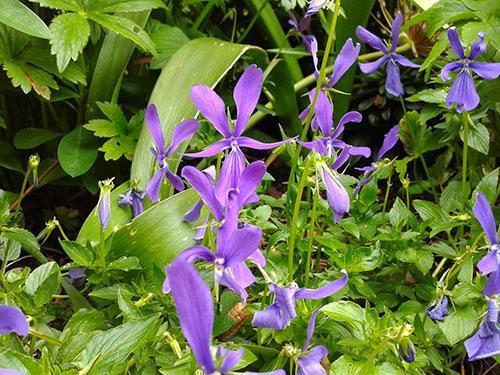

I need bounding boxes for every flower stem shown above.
[304,186,320,286]
[461,111,469,211]
[14,167,32,215]
[288,156,314,281]
[382,165,393,220]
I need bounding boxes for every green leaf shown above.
[321,301,365,330]
[49,13,90,72]
[440,180,461,212]
[57,126,99,177]
[13,128,61,149]
[438,307,477,345]
[388,197,413,227]
[460,121,489,155]
[87,13,156,54]
[84,119,121,137]
[0,348,42,374]
[474,168,499,203]
[59,239,94,266]
[76,315,159,374]
[150,23,190,69]
[0,140,23,172]
[108,256,141,271]
[0,0,50,39]
[3,59,57,99]
[117,288,142,322]
[25,261,61,306]
[2,227,46,263]
[406,88,447,104]
[88,0,165,13]
[30,0,81,11]
[61,279,92,311]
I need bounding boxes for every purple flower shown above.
[98,178,114,231]
[166,260,285,375]
[164,189,264,302]
[185,65,290,163]
[425,296,449,323]
[145,104,200,202]
[464,297,500,361]
[441,29,500,112]
[119,185,146,217]
[297,308,328,375]
[355,125,399,194]
[356,12,420,97]
[305,0,327,17]
[252,272,348,329]
[398,341,416,363]
[0,305,29,336]
[319,163,351,224]
[289,14,318,69]
[67,267,86,283]
[473,192,500,296]
[0,370,24,375]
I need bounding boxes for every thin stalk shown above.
[304,186,320,286]
[419,155,438,202]
[237,0,268,43]
[382,165,393,220]
[192,0,216,31]
[14,167,32,215]
[0,240,11,282]
[399,96,407,115]
[461,112,469,210]
[288,156,314,280]
[28,329,62,346]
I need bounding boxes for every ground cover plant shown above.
[0,0,499,374]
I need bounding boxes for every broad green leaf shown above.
[460,121,489,155]
[410,0,440,9]
[150,23,190,69]
[88,0,165,13]
[49,13,90,72]
[0,348,42,374]
[57,126,99,177]
[0,0,50,39]
[131,38,264,187]
[25,261,61,306]
[322,301,365,329]
[88,13,156,54]
[406,88,447,104]
[61,279,92,311]
[2,227,46,263]
[59,239,94,266]
[31,0,81,11]
[0,140,23,172]
[473,168,499,203]
[438,307,477,345]
[440,180,461,212]
[13,128,61,149]
[3,59,57,99]
[388,197,413,227]
[76,315,159,374]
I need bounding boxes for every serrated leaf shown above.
[406,88,447,104]
[438,307,477,345]
[31,0,81,11]
[59,239,94,266]
[14,128,61,149]
[2,227,46,263]
[440,180,461,212]
[99,137,135,161]
[58,126,99,177]
[3,59,57,99]
[0,0,51,39]
[49,13,90,72]
[473,168,499,203]
[388,197,413,227]
[25,261,61,306]
[88,0,165,13]
[150,24,190,69]
[460,121,489,155]
[84,119,121,137]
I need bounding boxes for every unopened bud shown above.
[28,154,40,185]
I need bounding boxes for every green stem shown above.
[399,96,407,115]
[14,167,32,215]
[288,156,314,280]
[192,0,216,31]
[304,186,320,286]
[29,329,62,346]
[0,240,11,283]
[237,0,268,43]
[382,165,393,220]
[461,111,469,210]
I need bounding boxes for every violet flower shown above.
[305,0,327,17]
[289,14,318,71]
[67,267,86,284]
[252,271,348,329]
[398,341,416,363]
[297,308,328,375]
[145,104,200,202]
[0,305,29,336]
[185,65,290,165]
[98,178,114,231]
[356,12,419,97]
[319,163,350,224]
[425,296,449,323]
[441,29,500,112]
[119,185,146,217]
[464,297,500,361]
[164,189,264,302]
[166,260,285,375]
[355,125,400,194]
[473,192,500,296]
[0,370,24,375]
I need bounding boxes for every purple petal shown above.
[297,346,328,375]
[465,301,500,361]
[274,284,299,322]
[248,249,266,267]
[252,303,287,329]
[473,192,498,245]
[146,168,165,203]
[377,125,399,160]
[233,65,263,137]
[146,104,165,153]
[483,271,500,297]
[184,199,204,222]
[320,165,350,223]
[238,161,266,206]
[331,147,351,170]
[0,370,24,375]
[425,296,449,323]
[215,148,246,205]
[236,136,291,150]
[305,0,326,17]
[227,262,256,289]
[447,27,465,59]
[295,272,348,300]
[307,36,319,74]
[385,60,404,97]
[220,224,263,268]
[166,261,215,373]
[313,89,333,137]
[0,305,29,336]
[477,250,499,276]
[469,32,486,60]
[184,139,231,158]
[190,84,231,137]
[355,26,388,53]
[175,245,216,264]
[216,269,249,302]
[445,69,479,112]
[358,55,388,74]
[245,371,286,375]
[328,38,361,87]
[98,191,111,231]
[164,166,185,192]
[298,140,328,156]
[391,12,403,52]
[392,54,420,68]
[331,111,362,139]
[303,308,321,350]
[441,62,464,81]
[217,189,240,251]
[469,62,500,80]
[68,267,86,283]
[219,347,244,373]
[166,119,200,156]
[182,166,224,221]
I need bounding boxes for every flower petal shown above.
[297,346,328,375]
[219,347,244,373]
[469,32,486,60]
[385,60,404,97]
[221,224,263,268]
[303,308,321,350]
[305,0,326,17]
[164,166,185,192]
[328,38,361,87]
[175,245,216,264]
[447,27,465,59]
[184,199,204,222]
[445,69,479,112]
[0,305,29,336]
[331,147,351,170]
[166,119,200,156]
[377,125,399,160]
[216,268,249,302]
[166,261,215,373]
[391,12,403,52]
[331,111,362,139]
[184,139,231,158]
[313,89,333,137]
[237,136,291,150]
[473,192,498,245]
[320,165,349,223]
[238,161,266,206]
[248,249,266,267]
[477,251,499,276]
[469,62,500,80]
[483,270,500,297]
[392,54,420,68]
[227,262,256,289]
[307,36,319,74]
[274,285,299,322]
[233,65,263,137]
[296,272,348,300]
[298,140,328,156]
[358,55,388,74]
[182,166,224,221]
[0,369,24,375]
[145,168,165,203]
[252,303,287,329]
[215,148,246,205]
[190,84,231,137]
[146,104,165,153]
[441,62,464,81]
[355,26,388,53]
